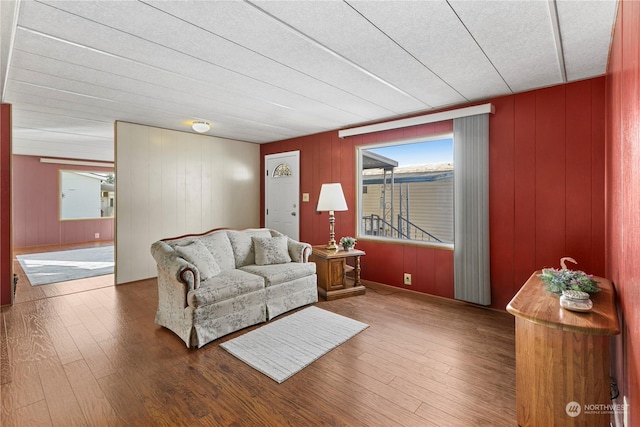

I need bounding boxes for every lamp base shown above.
[325,241,339,251]
[325,210,338,251]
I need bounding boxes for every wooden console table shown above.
[507,271,620,427]
[310,246,365,301]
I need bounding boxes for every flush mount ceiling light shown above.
[191,121,210,133]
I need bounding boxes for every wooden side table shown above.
[507,271,620,427]
[310,246,366,301]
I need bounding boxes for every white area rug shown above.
[17,246,114,286]
[220,306,368,383]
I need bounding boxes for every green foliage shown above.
[339,236,356,247]
[538,268,600,295]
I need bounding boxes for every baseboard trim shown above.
[361,279,508,314]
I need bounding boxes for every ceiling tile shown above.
[448,0,563,92]
[556,0,617,81]
[347,0,512,100]
[1,0,618,161]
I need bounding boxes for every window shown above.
[60,171,115,220]
[357,134,454,248]
[272,163,292,177]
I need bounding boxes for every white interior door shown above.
[265,151,299,240]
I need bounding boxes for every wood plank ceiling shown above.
[0,0,618,162]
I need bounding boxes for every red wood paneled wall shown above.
[261,122,456,300]
[261,77,606,311]
[12,155,114,248]
[489,79,606,310]
[606,0,640,423]
[1,104,12,306]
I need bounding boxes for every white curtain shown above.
[453,114,491,305]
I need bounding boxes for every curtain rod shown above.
[339,103,494,138]
[40,158,114,168]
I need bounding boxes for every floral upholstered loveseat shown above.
[150,228,318,348]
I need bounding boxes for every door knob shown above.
[291,212,296,216]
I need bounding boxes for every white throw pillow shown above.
[175,240,221,281]
[253,236,291,266]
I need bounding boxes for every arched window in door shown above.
[273,163,292,177]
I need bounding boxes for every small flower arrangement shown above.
[538,268,600,295]
[339,236,356,250]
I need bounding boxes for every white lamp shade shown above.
[192,121,210,133]
[316,183,348,211]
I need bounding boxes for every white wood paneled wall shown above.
[115,122,260,284]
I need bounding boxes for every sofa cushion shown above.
[174,240,221,281]
[187,269,265,308]
[198,230,236,271]
[227,229,272,268]
[240,262,316,287]
[253,236,291,265]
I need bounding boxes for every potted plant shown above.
[538,258,600,295]
[339,236,356,251]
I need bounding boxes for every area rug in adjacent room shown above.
[17,245,115,286]
[220,306,369,383]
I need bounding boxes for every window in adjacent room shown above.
[60,171,115,220]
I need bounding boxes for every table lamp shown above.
[316,183,348,250]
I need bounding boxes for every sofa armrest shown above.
[150,241,200,291]
[288,240,312,263]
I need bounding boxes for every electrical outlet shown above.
[403,273,411,285]
[94,233,100,239]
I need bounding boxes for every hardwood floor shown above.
[12,242,115,304]
[1,274,516,426]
